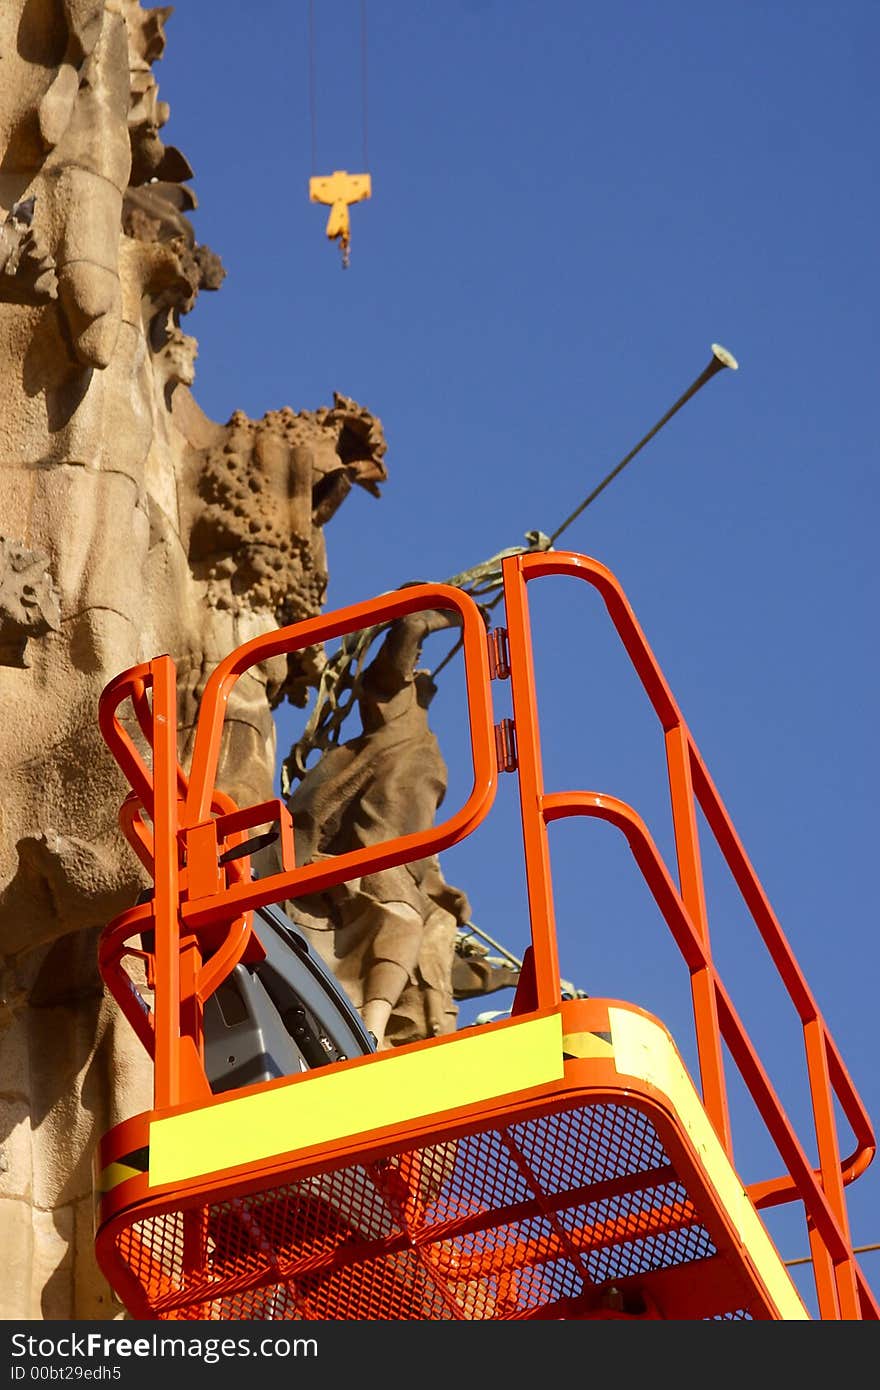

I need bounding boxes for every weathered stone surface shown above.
[3,1198,36,1317]
[0,536,61,667]
[0,1105,32,1202]
[0,0,388,1319]
[0,199,58,303]
[32,1203,75,1320]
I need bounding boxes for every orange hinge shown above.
[494,718,518,773]
[185,820,221,900]
[487,627,511,680]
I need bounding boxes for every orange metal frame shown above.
[94,552,878,1321]
[97,582,495,1109]
[504,551,876,1319]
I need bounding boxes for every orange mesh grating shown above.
[104,1100,761,1320]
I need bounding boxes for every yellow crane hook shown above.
[309,170,372,268]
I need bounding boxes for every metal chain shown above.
[280,530,551,793]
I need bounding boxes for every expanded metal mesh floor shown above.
[111,1101,755,1319]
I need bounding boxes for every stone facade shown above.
[0,1,389,1318]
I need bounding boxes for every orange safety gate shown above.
[93,550,878,1320]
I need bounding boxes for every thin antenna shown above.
[549,343,739,546]
[430,343,740,677]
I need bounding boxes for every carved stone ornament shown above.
[0,537,61,667]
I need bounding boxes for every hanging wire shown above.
[308,0,370,174]
[307,0,318,174]
[784,1240,880,1268]
[361,0,369,169]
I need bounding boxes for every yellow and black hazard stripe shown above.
[95,1144,149,1202]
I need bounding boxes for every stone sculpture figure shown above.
[285,609,474,1049]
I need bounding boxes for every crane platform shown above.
[93,551,878,1320]
[95,996,810,1320]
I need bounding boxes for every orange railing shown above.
[96,550,877,1320]
[501,549,876,1320]
[97,582,497,1110]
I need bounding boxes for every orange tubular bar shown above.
[98,663,163,816]
[97,583,498,1113]
[179,583,497,930]
[502,549,877,1321]
[94,551,877,1322]
[185,583,494,824]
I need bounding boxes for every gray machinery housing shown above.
[203,901,376,1093]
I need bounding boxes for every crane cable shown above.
[307,1,370,175]
[360,0,369,171]
[307,0,317,176]
[784,1240,880,1268]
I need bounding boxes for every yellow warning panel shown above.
[149,1012,563,1188]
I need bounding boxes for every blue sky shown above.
[157,2,878,1313]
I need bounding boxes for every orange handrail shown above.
[98,582,499,1111]
[502,549,875,1320]
[96,551,877,1320]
